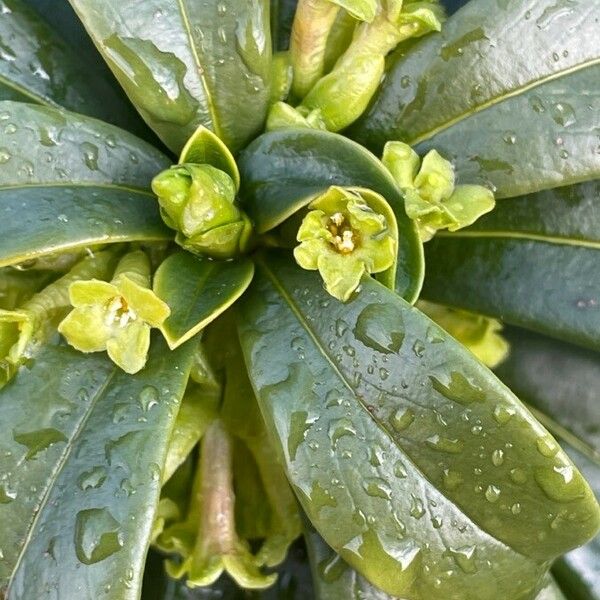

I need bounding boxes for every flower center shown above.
[105,296,137,328]
[328,212,358,254]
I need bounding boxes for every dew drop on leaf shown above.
[74,508,124,565]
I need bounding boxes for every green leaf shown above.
[237,129,424,302]
[238,252,600,598]
[68,0,273,154]
[0,101,171,267]
[179,125,241,190]
[494,327,600,600]
[0,333,195,599]
[0,0,144,127]
[421,181,600,351]
[305,523,568,600]
[153,252,255,349]
[352,0,600,198]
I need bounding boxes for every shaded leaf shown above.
[68,0,273,154]
[237,252,600,598]
[0,333,195,599]
[353,0,600,198]
[0,0,144,129]
[154,252,255,349]
[238,129,423,302]
[422,181,600,351]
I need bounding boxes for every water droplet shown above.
[534,465,587,502]
[390,407,415,432]
[492,449,505,466]
[57,213,68,223]
[536,0,577,30]
[529,95,545,113]
[78,466,107,491]
[551,102,576,127]
[430,372,485,405]
[364,478,392,500]
[309,481,337,511]
[485,484,501,503]
[536,436,559,458]
[503,131,517,144]
[410,495,426,519]
[426,434,464,454]
[440,27,488,61]
[443,469,463,490]
[400,75,411,88]
[139,385,159,412]
[288,411,312,460]
[412,340,425,357]
[80,142,99,171]
[0,148,10,164]
[493,404,516,425]
[13,428,68,459]
[75,508,124,564]
[510,467,527,484]
[354,304,404,354]
[445,546,477,573]
[511,502,522,515]
[328,418,356,449]
[0,484,17,504]
[394,460,407,478]
[4,123,17,134]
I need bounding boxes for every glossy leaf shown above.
[0,0,144,127]
[0,333,195,599]
[495,328,600,600]
[238,129,424,302]
[238,252,600,598]
[305,525,568,600]
[352,0,600,198]
[422,181,600,351]
[0,101,171,266]
[68,0,273,154]
[153,252,255,349]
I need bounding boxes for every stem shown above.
[290,0,340,99]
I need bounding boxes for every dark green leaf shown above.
[422,181,600,351]
[495,328,600,599]
[270,0,298,52]
[0,334,195,599]
[237,252,600,598]
[352,0,600,198]
[68,0,273,154]
[0,101,171,266]
[0,0,146,128]
[237,129,424,302]
[154,252,255,349]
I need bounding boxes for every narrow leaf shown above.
[0,334,195,599]
[353,0,600,197]
[0,101,171,267]
[68,0,273,154]
[422,181,600,351]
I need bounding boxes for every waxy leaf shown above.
[0,0,142,127]
[305,525,569,600]
[495,328,600,599]
[154,252,255,349]
[238,129,424,302]
[352,0,600,198]
[0,101,171,266]
[68,0,272,154]
[422,181,600,351]
[238,252,600,598]
[0,334,195,599]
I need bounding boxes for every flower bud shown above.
[152,164,253,259]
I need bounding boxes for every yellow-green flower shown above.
[0,251,116,388]
[294,186,396,301]
[58,251,170,374]
[383,141,495,241]
[152,164,253,259]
